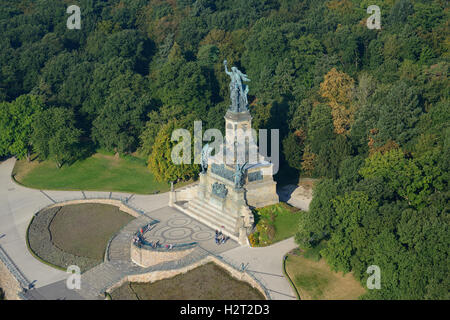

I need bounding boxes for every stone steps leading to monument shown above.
[185,207,236,235]
[189,198,239,226]
[192,197,239,219]
[177,201,239,242]
[188,201,237,231]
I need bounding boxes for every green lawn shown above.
[284,249,366,300]
[12,152,171,194]
[249,202,302,247]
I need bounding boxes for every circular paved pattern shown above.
[167,217,192,228]
[162,227,193,240]
[141,214,222,243]
[192,230,215,241]
[143,235,165,244]
[152,225,170,237]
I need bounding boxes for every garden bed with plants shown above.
[248,202,302,247]
[110,262,265,300]
[27,203,134,272]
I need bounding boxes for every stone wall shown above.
[48,199,140,217]
[130,243,195,268]
[246,180,279,208]
[169,183,198,205]
[0,260,22,300]
[107,256,268,300]
[277,181,314,211]
[208,256,269,300]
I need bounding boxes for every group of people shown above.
[148,240,160,248]
[132,234,143,246]
[148,241,174,250]
[135,225,228,248]
[133,234,176,251]
[140,223,153,234]
[215,230,229,245]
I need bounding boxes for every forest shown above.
[0,0,448,299]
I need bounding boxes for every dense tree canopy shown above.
[31,107,82,167]
[148,120,200,182]
[0,95,44,160]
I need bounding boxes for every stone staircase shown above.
[175,198,240,242]
[79,263,124,299]
[78,247,211,299]
[77,213,214,299]
[78,216,155,299]
[107,215,152,261]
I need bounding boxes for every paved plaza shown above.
[0,158,297,300]
[143,206,238,254]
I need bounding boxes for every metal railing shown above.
[14,191,273,299]
[33,191,152,218]
[198,246,272,300]
[134,240,198,252]
[0,245,31,290]
[132,220,198,252]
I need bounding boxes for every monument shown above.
[172,60,279,245]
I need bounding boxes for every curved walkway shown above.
[0,158,169,290]
[0,158,298,300]
[220,238,298,300]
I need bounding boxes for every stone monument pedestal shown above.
[168,60,279,246]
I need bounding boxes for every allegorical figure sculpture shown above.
[212,182,228,199]
[201,143,212,173]
[224,60,250,113]
[233,162,247,189]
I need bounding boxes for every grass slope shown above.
[285,250,366,300]
[13,152,169,194]
[110,263,265,300]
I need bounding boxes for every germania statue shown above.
[224,60,250,113]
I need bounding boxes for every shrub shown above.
[269,211,277,223]
[303,241,327,262]
[249,232,260,247]
[266,224,276,241]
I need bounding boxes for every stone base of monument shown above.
[172,173,254,246]
[245,179,279,208]
[169,66,281,246]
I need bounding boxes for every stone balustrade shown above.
[107,255,269,300]
[130,242,195,268]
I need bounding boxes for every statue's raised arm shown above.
[224,59,251,113]
[224,60,232,76]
